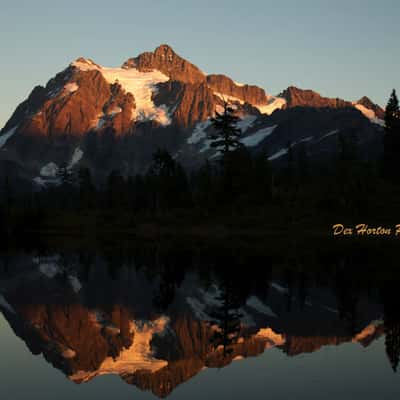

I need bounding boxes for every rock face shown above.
[283,335,350,356]
[206,74,268,105]
[154,80,217,128]
[2,86,48,134]
[23,70,114,137]
[4,67,135,139]
[281,86,353,109]
[4,300,132,376]
[357,96,385,119]
[122,44,205,84]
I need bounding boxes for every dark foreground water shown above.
[1,241,399,399]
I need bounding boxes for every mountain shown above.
[0,44,385,186]
[354,96,386,125]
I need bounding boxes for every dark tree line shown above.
[0,91,399,235]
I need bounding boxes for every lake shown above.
[1,239,399,399]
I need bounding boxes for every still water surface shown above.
[0,246,399,399]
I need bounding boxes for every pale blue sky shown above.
[0,0,399,129]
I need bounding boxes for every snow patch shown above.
[69,316,169,382]
[186,297,212,320]
[36,149,81,187]
[72,60,171,126]
[246,296,276,317]
[268,148,288,161]
[318,129,340,142]
[270,282,289,294]
[237,115,257,133]
[0,295,15,314]
[107,106,122,116]
[268,137,313,161]
[105,325,121,335]
[239,309,256,327]
[241,125,277,147]
[137,104,171,126]
[40,162,59,177]
[39,262,61,278]
[64,82,79,93]
[256,97,286,115]
[321,305,339,314]
[355,104,384,126]
[68,276,82,293]
[215,104,226,114]
[256,327,285,346]
[33,177,46,187]
[69,148,83,168]
[35,256,62,277]
[187,120,213,145]
[0,126,18,148]
[352,320,383,343]
[96,116,107,130]
[195,122,277,153]
[198,287,222,307]
[72,58,99,71]
[62,349,76,359]
[214,92,244,104]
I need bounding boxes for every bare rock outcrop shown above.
[281,86,352,109]
[122,44,205,84]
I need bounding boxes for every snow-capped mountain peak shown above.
[0,44,385,185]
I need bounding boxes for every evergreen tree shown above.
[218,146,253,202]
[99,127,117,167]
[173,164,192,208]
[209,103,244,199]
[297,143,310,183]
[149,149,176,178]
[210,281,243,357]
[147,149,176,213]
[131,174,148,212]
[382,280,400,373]
[147,149,192,212]
[209,102,243,156]
[191,161,215,212]
[106,169,125,209]
[251,153,273,202]
[56,162,73,187]
[77,166,96,209]
[385,321,400,372]
[54,163,74,209]
[383,89,400,182]
[335,131,365,214]
[385,89,400,133]
[339,131,358,162]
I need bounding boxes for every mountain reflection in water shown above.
[0,243,399,398]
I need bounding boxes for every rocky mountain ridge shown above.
[0,44,385,185]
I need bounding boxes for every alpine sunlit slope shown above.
[0,44,385,186]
